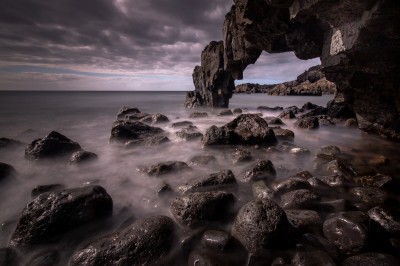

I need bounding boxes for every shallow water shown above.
[0,91,399,264]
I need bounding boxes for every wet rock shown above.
[264,117,284,125]
[368,206,400,237]
[202,114,277,146]
[31,184,64,198]
[189,112,208,118]
[257,106,283,111]
[270,178,312,195]
[139,113,169,124]
[285,210,321,231]
[273,128,294,141]
[342,252,400,266]
[178,169,237,193]
[116,107,141,120]
[26,249,60,266]
[138,161,191,177]
[241,160,276,182]
[349,187,388,209]
[252,181,275,200]
[10,185,113,247]
[69,150,98,165]
[70,215,176,266]
[318,115,336,126]
[231,148,252,164]
[325,159,356,178]
[294,117,319,129]
[368,155,389,166]
[326,101,355,120]
[278,110,296,119]
[319,199,347,213]
[232,108,242,114]
[110,120,163,143]
[157,183,174,197]
[301,102,319,110]
[125,135,170,147]
[291,250,335,266]
[316,145,341,161]
[25,131,81,160]
[323,211,369,255]
[307,178,337,195]
[292,170,313,179]
[188,250,235,266]
[315,174,347,187]
[344,118,358,127]
[0,247,20,266]
[0,162,16,183]
[289,147,310,156]
[300,234,341,262]
[176,127,203,141]
[201,230,231,251]
[0,137,23,149]
[218,109,233,116]
[170,191,235,228]
[280,189,320,210]
[171,121,193,128]
[300,107,328,118]
[124,112,149,121]
[188,155,216,166]
[232,199,289,252]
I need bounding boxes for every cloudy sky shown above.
[0,0,320,91]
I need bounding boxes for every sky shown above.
[0,0,320,91]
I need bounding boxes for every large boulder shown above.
[232,199,289,253]
[9,185,112,247]
[110,120,163,143]
[241,160,276,182]
[69,150,98,165]
[116,107,141,120]
[70,216,176,266]
[202,114,277,146]
[178,169,237,193]
[25,131,81,160]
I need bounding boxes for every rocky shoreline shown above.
[1,102,399,265]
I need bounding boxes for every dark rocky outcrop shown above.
[31,184,64,198]
[0,162,16,183]
[70,215,176,266]
[201,230,231,251]
[0,137,23,149]
[9,185,112,247]
[116,107,141,120]
[241,160,276,182]
[138,161,191,177]
[186,0,400,140]
[110,121,164,143]
[139,113,169,124]
[342,253,400,266]
[231,148,252,164]
[202,114,277,146]
[178,169,237,193]
[25,131,81,160]
[188,155,216,166]
[125,135,170,147]
[69,150,98,165]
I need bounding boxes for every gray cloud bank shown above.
[0,0,319,91]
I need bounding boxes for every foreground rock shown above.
[170,191,234,228]
[0,162,16,183]
[69,150,98,165]
[178,169,237,193]
[9,185,112,247]
[241,160,276,182]
[342,253,400,266]
[25,131,81,160]
[295,117,319,129]
[232,199,289,253]
[70,216,176,266]
[110,120,163,143]
[202,114,277,146]
[138,161,191,177]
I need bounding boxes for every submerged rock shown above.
[0,162,16,183]
[231,148,252,164]
[295,117,319,129]
[188,155,216,166]
[26,249,60,266]
[110,121,164,143]
[218,109,233,116]
[69,150,98,165]
[178,169,237,193]
[264,117,284,125]
[232,199,289,252]
[170,191,235,228]
[189,112,208,118]
[202,114,277,146]
[70,215,176,266]
[241,160,276,182]
[10,185,113,247]
[272,128,295,141]
[175,126,203,141]
[278,110,296,119]
[138,161,191,177]
[201,230,231,251]
[0,137,23,149]
[171,121,193,128]
[0,247,20,266]
[125,135,170,147]
[280,189,320,209]
[316,145,341,161]
[25,131,81,160]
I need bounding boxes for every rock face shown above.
[9,185,113,247]
[110,120,163,143]
[186,0,400,140]
[202,114,277,146]
[70,216,176,266]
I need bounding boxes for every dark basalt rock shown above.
[300,107,328,118]
[124,112,149,121]
[326,100,355,120]
[231,148,252,164]
[241,160,276,182]
[0,247,20,266]
[294,117,319,129]
[344,118,358,127]
[25,131,81,160]
[188,250,237,266]
[289,147,310,157]
[258,106,283,111]
[202,114,277,146]
[176,126,203,141]
[232,108,242,114]
[116,107,141,120]
[285,209,321,231]
[270,178,312,195]
[188,155,216,166]
[125,135,170,147]
[69,150,98,165]
[315,174,347,187]
[252,181,275,200]
[231,199,289,253]
[31,184,64,198]
[201,230,231,251]
[171,121,193,128]
[110,120,163,143]
[138,161,191,177]
[302,102,319,110]
[368,206,400,237]
[278,110,296,119]
[189,112,208,118]
[139,113,169,124]
[349,187,388,209]
[26,249,60,266]
[170,191,235,228]
[316,145,341,161]
[70,215,176,266]
[325,159,356,178]
[157,182,174,197]
[218,109,233,116]
[291,250,335,266]
[342,253,400,266]
[272,128,295,141]
[323,211,369,255]
[0,137,23,149]
[9,185,113,247]
[355,174,392,188]
[264,117,284,125]
[0,162,16,183]
[178,169,237,193]
[280,189,320,210]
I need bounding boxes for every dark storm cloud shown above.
[0,0,232,72]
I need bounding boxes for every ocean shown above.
[0,91,399,263]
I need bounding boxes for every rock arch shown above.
[185,0,400,139]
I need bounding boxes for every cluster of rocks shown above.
[235,65,336,96]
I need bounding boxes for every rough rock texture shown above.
[178,169,237,193]
[9,185,112,247]
[202,114,277,146]
[241,160,276,182]
[186,0,400,140]
[342,253,400,266]
[110,121,164,143]
[25,131,81,160]
[70,216,176,266]
[69,150,98,165]
[138,161,191,177]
